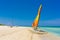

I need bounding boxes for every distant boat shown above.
[32,4,42,30]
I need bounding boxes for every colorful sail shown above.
[32,4,42,30]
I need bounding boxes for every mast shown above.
[32,4,42,30]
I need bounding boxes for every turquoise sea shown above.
[39,27,60,37]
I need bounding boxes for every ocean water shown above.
[39,27,60,37]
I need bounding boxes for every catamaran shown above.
[32,4,42,30]
[30,4,46,34]
[31,4,47,34]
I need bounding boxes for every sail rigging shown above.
[32,4,42,30]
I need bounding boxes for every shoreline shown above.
[0,26,60,40]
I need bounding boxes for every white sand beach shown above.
[0,26,60,40]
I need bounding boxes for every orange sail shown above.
[32,4,42,30]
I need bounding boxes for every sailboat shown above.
[32,4,42,30]
[31,4,47,34]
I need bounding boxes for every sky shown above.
[0,0,60,26]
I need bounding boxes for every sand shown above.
[0,26,60,40]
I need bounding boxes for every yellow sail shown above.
[32,4,42,30]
